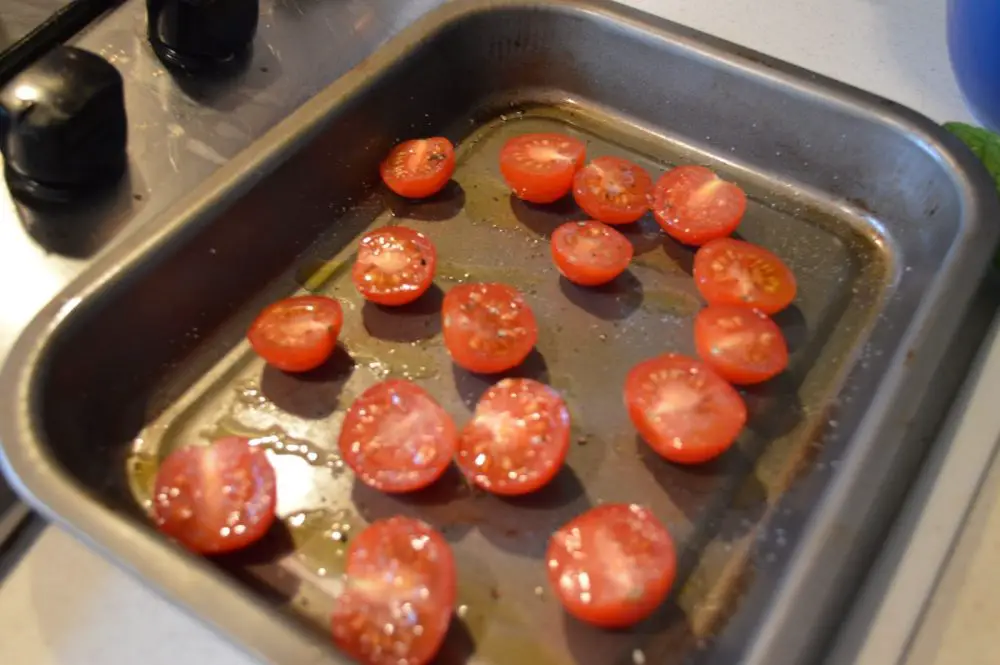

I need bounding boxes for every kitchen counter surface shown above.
[0,1,995,664]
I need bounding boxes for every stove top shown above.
[0,0,123,84]
[0,0,126,554]
[0,0,448,553]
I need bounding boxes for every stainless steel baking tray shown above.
[1,1,996,664]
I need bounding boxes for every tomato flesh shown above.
[551,220,634,286]
[248,295,343,373]
[652,165,746,246]
[380,137,456,199]
[624,353,746,464]
[693,238,797,315]
[499,133,586,204]
[442,283,538,374]
[339,379,457,493]
[352,226,437,306]
[572,156,652,225]
[694,305,789,385]
[332,517,456,665]
[456,378,570,495]
[152,436,277,555]
[547,504,676,628]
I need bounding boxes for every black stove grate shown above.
[0,0,125,86]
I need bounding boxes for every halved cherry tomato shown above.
[694,305,788,385]
[380,137,455,199]
[551,220,634,286]
[547,504,676,628]
[352,226,437,306]
[572,156,652,225]
[152,436,277,555]
[332,517,456,665]
[442,283,538,374]
[499,133,586,203]
[248,295,343,373]
[651,165,747,246]
[693,238,797,315]
[338,379,457,493]
[624,353,746,464]
[456,378,570,496]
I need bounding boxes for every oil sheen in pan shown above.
[126,104,888,664]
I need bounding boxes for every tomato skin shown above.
[624,353,746,464]
[331,517,456,665]
[572,156,653,225]
[247,295,343,373]
[152,436,277,555]
[547,504,676,628]
[352,226,437,306]
[550,221,634,286]
[499,133,586,203]
[694,305,789,385]
[651,165,747,246]
[380,137,456,199]
[338,379,457,493]
[693,238,797,315]
[442,283,538,374]
[456,378,570,496]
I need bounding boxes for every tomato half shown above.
[547,504,676,628]
[442,283,538,374]
[248,295,343,373]
[499,133,587,204]
[352,226,437,306]
[651,165,747,246]
[380,137,456,199]
[338,379,457,493]
[152,436,277,555]
[551,220,634,286]
[572,156,652,225]
[624,353,746,464]
[693,238,797,315]
[332,517,456,665]
[694,305,789,385]
[456,378,570,495]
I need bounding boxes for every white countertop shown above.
[0,1,991,664]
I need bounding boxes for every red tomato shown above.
[338,379,457,493]
[624,353,746,464]
[499,133,587,204]
[152,436,277,555]
[547,504,676,628]
[456,378,570,495]
[352,226,437,306]
[332,517,456,665]
[380,137,456,199]
[693,238,797,315]
[694,305,789,385]
[651,165,747,246]
[572,156,652,225]
[247,295,343,373]
[442,283,538,374]
[550,220,634,286]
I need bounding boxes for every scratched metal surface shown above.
[0,0,451,555]
[0,0,75,49]
[0,0,449,360]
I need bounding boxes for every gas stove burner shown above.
[147,0,259,74]
[0,45,127,206]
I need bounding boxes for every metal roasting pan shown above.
[1,1,998,664]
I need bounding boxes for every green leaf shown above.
[944,122,1000,267]
[944,122,1000,193]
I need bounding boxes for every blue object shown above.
[948,0,1000,131]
